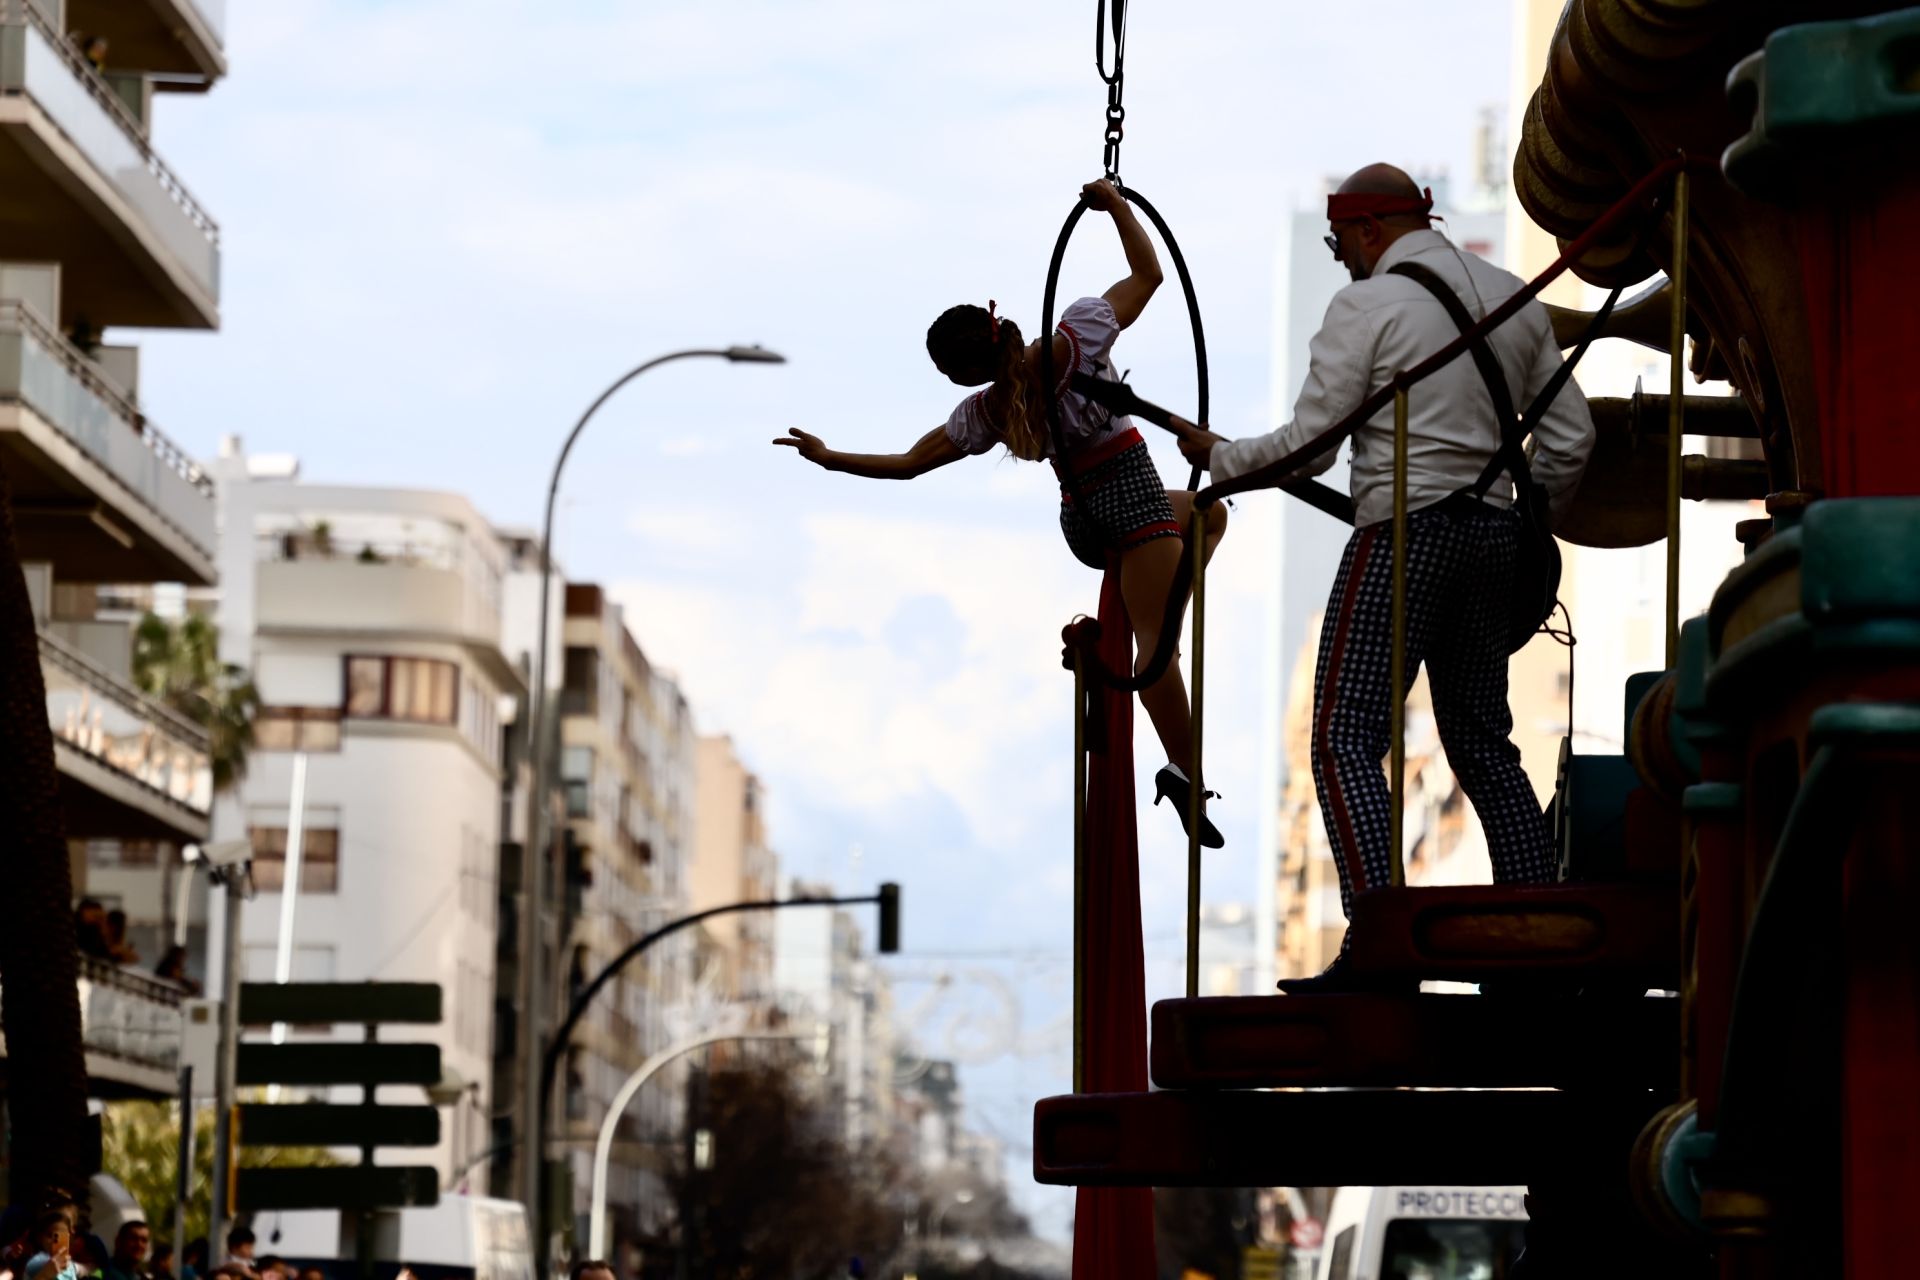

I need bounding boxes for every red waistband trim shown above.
[1052,427,1145,486]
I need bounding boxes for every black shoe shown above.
[1275,950,1418,996]
[1153,765,1224,848]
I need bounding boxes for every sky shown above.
[138,0,1514,1240]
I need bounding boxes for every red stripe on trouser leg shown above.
[1316,526,1379,897]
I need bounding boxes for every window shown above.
[341,656,459,725]
[1327,1226,1356,1280]
[254,707,343,752]
[561,746,594,818]
[249,825,341,893]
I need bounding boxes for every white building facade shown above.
[212,456,520,1184]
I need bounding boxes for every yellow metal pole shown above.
[1665,168,1690,667]
[1072,651,1087,1094]
[1185,503,1207,999]
[1388,384,1410,888]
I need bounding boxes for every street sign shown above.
[239,982,442,1026]
[236,1166,439,1212]
[238,1104,440,1149]
[237,1043,441,1087]
[1288,1218,1324,1250]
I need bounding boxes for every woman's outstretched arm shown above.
[774,425,965,480]
[1085,178,1163,330]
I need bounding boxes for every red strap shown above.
[1326,186,1434,222]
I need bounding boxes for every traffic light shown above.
[877,882,901,954]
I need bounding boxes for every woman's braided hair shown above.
[926,304,1048,461]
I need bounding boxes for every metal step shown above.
[1344,882,1678,986]
[1150,993,1677,1091]
[1033,1089,1666,1188]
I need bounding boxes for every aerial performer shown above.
[1175,163,1597,991]
[775,178,1228,848]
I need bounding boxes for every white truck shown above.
[247,1195,534,1280]
[1313,1185,1528,1280]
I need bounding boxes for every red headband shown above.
[1326,186,1435,222]
[987,300,1001,343]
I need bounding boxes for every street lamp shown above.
[516,344,785,1231]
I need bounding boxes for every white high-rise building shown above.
[212,453,520,1185]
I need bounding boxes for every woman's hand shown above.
[773,429,833,467]
[1082,178,1124,212]
[1170,415,1226,470]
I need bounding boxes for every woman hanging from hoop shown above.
[774,179,1228,847]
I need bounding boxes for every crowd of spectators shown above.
[72,900,202,996]
[2,1210,337,1280]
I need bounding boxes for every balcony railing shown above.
[78,953,184,1072]
[1,0,221,298]
[0,301,216,558]
[42,628,213,816]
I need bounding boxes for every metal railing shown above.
[41,628,213,815]
[0,301,217,553]
[1068,155,1701,1022]
[1,0,221,296]
[78,953,186,1071]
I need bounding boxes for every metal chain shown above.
[1096,0,1127,185]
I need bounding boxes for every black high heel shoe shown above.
[1153,765,1224,848]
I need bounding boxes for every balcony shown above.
[43,628,213,841]
[66,0,226,87]
[0,301,217,582]
[78,954,184,1096]
[0,0,220,328]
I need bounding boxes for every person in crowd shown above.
[147,1243,173,1280]
[152,948,199,993]
[178,1240,207,1280]
[1174,162,1594,991]
[217,1231,255,1280]
[103,911,138,965]
[296,1267,324,1280]
[569,1262,614,1280]
[254,1258,287,1280]
[25,1212,79,1280]
[103,1223,148,1280]
[776,178,1230,847]
[73,901,110,960]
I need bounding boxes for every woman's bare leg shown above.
[1118,496,1228,768]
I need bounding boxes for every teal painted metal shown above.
[1659,1108,1714,1233]
[1725,9,1920,196]
[1799,498,1920,620]
[1682,782,1743,816]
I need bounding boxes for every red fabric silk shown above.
[1071,568,1156,1279]
[1795,166,1920,496]
[1325,187,1435,222]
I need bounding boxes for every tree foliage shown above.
[668,1060,904,1280]
[131,613,259,793]
[100,1102,339,1246]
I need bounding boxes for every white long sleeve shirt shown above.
[1211,229,1595,528]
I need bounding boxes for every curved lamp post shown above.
[516,345,785,1236]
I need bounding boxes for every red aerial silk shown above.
[1072,569,1156,1279]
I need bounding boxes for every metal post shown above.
[209,872,243,1256]
[1388,384,1411,887]
[587,1026,807,1258]
[1665,168,1691,667]
[519,347,785,1245]
[269,751,310,1059]
[1071,652,1087,1094]
[172,1065,194,1257]
[1185,504,1207,998]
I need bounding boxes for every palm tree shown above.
[131,612,260,792]
[0,455,92,1211]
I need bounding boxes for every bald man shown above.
[1176,163,1595,993]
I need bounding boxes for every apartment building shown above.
[1,0,227,1099]
[689,735,778,1004]
[212,460,520,1184]
[554,583,697,1247]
